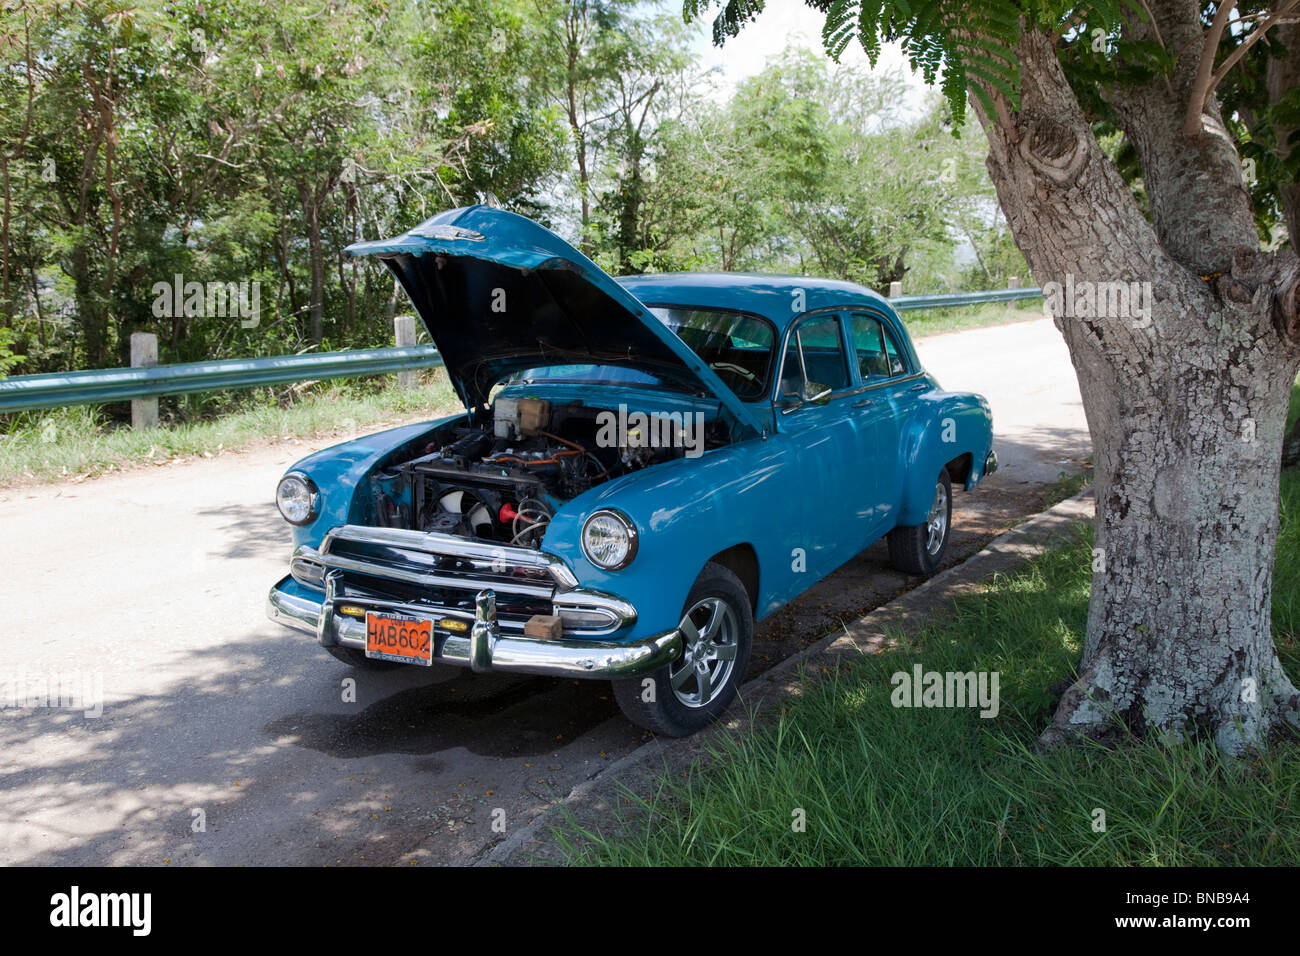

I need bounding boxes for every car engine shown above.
[368,397,721,548]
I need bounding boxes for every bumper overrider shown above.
[266,524,681,680]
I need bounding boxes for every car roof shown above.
[615,272,895,330]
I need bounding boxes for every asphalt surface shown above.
[0,315,1090,866]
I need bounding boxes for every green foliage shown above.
[0,0,1036,419]
[1218,22,1300,248]
[0,327,23,377]
[0,0,571,388]
[619,50,994,291]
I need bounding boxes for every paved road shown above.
[0,316,1088,866]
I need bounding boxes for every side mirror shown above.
[781,381,833,415]
[800,382,832,405]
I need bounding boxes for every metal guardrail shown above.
[890,287,1042,311]
[0,345,442,414]
[0,287,1042,416]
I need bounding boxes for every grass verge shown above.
[0,372,458,488]
[900,299,1046,339]
[554,477,1300,866]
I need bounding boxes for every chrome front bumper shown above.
[267,577,681,681]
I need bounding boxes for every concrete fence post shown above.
[394,315,417,389]
[888,280,902,299]
[130,332,158,430]
[1007,276,1019,312]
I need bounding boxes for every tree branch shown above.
[1184,0,1238,138]
[1205,0,1300,99]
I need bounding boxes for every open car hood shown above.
[344,205,764,438]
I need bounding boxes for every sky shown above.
[683,0,932,114]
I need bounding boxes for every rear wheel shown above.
[613,562,753,737]
[887,471,952,575]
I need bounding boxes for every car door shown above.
[846,312,916,535]
[773,311,863,576]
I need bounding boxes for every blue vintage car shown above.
[266,205,996,735]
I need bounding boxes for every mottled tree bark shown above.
[970,9,1300,752]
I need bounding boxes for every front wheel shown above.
[613,562,753,737]
[887,470,952,575]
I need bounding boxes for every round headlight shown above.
[581,509,638,570]
[276,472,319,526]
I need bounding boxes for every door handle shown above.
[852,399,874,408]
[909,383,927,392]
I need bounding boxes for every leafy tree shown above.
[792,65,961,289]
[622,51,981,289]
[0,0,571,373]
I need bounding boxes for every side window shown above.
[780,315,850,396]
[850,314,908,381]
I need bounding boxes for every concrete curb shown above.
[477,486,1096,866]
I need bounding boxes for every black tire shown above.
[887,470,952,576]
[613,562,754,737]
[324,644,404,671]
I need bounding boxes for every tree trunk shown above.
[302,185,325,346]
[70,244,108,368]
[971,19,1300,753]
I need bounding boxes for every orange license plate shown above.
[365,612,433,666]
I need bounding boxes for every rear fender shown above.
[898,394,993,526]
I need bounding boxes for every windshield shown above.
[650,307,776,400]
[503,306,776,400]
[503,306,777,400]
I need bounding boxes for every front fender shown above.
[542,440,794,638]
[282,414,466,548]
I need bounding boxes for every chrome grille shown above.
[295,525,633,638]
[316,525,573,600]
